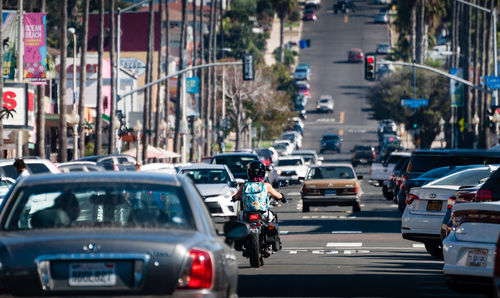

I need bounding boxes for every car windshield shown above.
[307,167,355,180]
[320,99,330,103]
[429,169,493,186]
[295,69,307,73]
[278,159,303,166]
[274,143,289,150]
[322,135,338,141]
[2,182,195,231]
[181,168,230,184]
[255,149,272,159]
[293,154,315,163]
[213,156,257,173]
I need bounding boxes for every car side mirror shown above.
[229,181,238,188]
[357,175,363,180]
[224,221,249,240]
[235,178,245,185]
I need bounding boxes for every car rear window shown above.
[3,183,195,231]
[430,169,493,187]
[320,99,330,103]
[278,159,303,166]
[386,154,407,164]
[212,155,257,173]
[307,167,355,180]
[322,135,338,141]
[0,165,19,179]
[180,169,230,184]
[27,163,51,174]
[255,149,272,159]
[354,145,372,151]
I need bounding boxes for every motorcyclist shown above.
[232,160,287,222]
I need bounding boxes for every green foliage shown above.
[272,48,297,66]
[231,0,257,16]
[368,68,450,148]
[288,10,301,22]
[257,0,275,20]
[424,57,443,68]
[271,63,297,99]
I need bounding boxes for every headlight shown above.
[316,105,321,109]
[277,170,282,175]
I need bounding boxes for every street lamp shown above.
[68,27,77,107]
[67,109,80,160]
[133,120,143,163]
[439,118,445,149]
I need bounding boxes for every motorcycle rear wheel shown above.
[248,234,261,268]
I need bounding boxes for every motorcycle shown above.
[224,196,286,268]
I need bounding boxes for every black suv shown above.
[210,153,259,180]
[351,145,376,166]
[333,0,356,13]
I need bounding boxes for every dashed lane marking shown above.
[331,231,362,234]
[327,242,363,247]
[315,118,336,122]
[339,111,345,124]
[301,215,356,219]
[280,231,289,235]
[413,244,425,248]
[288,249,370,255]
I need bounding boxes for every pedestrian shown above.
[13,158,30,180]
[135,162,141,171]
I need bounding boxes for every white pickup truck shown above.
[369,152,411,197]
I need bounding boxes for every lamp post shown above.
[471,114,480,149]
[439,118,445,149]
[133,120,143,164]
[67,109,80,160]
[68,27,77,108]
[194,118,202,161]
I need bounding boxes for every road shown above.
[233,0,481,297]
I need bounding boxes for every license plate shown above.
[466,249,488,267]
[325,190,336,195]
[426,200,442,212]
[359,159,367,163]
[69,262,116,287]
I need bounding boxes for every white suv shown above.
[0,158,61,179]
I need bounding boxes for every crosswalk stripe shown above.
[287,192,301,196]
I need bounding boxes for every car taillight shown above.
[249,214,260,221]
[302,185,320,195]
[372,152,376,159]
[177,249,214,290]
[475,189,492,202]
[447,197,456,209]
[406,193,419,205]
[353,153,357,158]
[396,178,402,186]
[389,174,395,182]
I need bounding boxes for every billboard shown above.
[2,11,17,80]
[2,83,35,129]
[23,13,47,83]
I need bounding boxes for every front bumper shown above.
[204,197,239,217]
[302,195,359,206]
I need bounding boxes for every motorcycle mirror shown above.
[224,221,249,240]
[270,200,279,207]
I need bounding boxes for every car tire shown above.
[352,202,361,213]
[302,203,310,212]
[424,241,444,259]
[398,197,406,212]
[337,149,341,153]
[382,186,391,200]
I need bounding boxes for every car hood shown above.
[196,183,232,197]
[0,229,209,295]
[275,166,306,172]
[304,179,357,188]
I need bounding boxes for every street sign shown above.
[243,54,254,81]
[480,76,500,89]
[400,99,428,109]
[186,77,199,94]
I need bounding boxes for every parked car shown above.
[443,201,500,295]
[301,163,362,212]
[269,156,308,187]
[292,149,322,165]
[76,154,137,171]
[293,64,311,81]
[369,151,411,198]
[303,9,317,21]
[374,11,389,23]
[347,48,364,63]
[351,145,376,166]
[333,0,356,13]
[273,140,295,156]
[179,164,241,218]
[376,42,390,54]
[402,166,498,259]
[0,158,61,179]
[0,172,239,296]
[58,161,105,173]
[320,134,342,153]
[316,95,334,113]
[296,82,311,97]
[210,152,259,180]
[305,1,320,10]
[140,162,178,175]
[282,131,303,149]
[388,157,410,202]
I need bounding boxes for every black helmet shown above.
[247,160,266,180]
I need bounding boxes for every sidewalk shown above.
[264,15,303,66]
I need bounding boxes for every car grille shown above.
[281,170,297,176]
[205,202,223,214]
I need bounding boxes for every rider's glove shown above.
[279,193,287,203]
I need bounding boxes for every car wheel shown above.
[424,241,444,259]
[302,203,310,212]
[352,202,361,213]
[382,186,391,200]
[319,149,324,154]
[337,149,341,153]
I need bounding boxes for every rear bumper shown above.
[402,233,441,242]
[302,195,359,206]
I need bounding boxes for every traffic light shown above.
[364,55,376,80]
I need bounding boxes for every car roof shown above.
[278,156,304,160]
[319,95,333,99]
[310,163,354,168]
[350,48,362,52]
[179,163,228,170]
[212,152,259,157]
[293,150,317,154]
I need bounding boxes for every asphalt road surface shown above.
[229,0,483,297]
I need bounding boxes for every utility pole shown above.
[16,0,24,157]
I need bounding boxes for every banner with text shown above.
[23,13,47,83]
[2,11,17,80]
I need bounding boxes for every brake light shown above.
[302,185,320,195]
[353,153,357,158]
[447,197,456,209]
[249,214,260,221]
[372,151,376,159]
[396,178,402,186]
[475,189,493,202]
[177,249,214,290]
[406,193,419,205]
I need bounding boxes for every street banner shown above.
[187,93,199,117]
[2,11,17,80]
[186,77,199,93]
[450,68,463,107]
[23,13,47,83]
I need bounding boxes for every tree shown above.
[154,0,164,148]
[58,0,68,162]
[94,0,104,155]
[78,0,89,157]
[174,0,188,155]
[271,0,297,63]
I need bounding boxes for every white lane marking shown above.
[287,192,300,196]
[312,216,319,219]
[280,231,289,235]
[302,216,311,219]
[360,204,366,207]
[390,204,398,208]
[312,250,324,254]
[289,250,297,254]
[327,250,339,254]
[413,244,425,248]
[316,118,336,122]
[327,242,363,247]
[331,231,362,234]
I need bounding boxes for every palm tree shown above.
[199,0,207,157]
[78,0,89,157]
[174,0,188,155]
[205,0,215,155]
[94,0,104,155]
[108,0,116,154]
[35,0,46,158]
[164,0,170,150]
[210,0,217,156]
[410,0,416,62]
[58,0,68,162]
[154,0,164,148]
[271,0,297,63]
[143,0,154,162]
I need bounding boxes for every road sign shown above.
[243,54,254,81]
[481,76,500,89]
[400,99,428,109]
